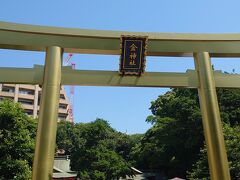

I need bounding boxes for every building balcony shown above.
[18,93,35,100]
[20,104,34,110]
[0,91,15,98]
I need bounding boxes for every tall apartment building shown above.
[0,83,70,121]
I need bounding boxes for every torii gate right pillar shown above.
[194,52,231,180]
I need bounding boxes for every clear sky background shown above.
[0,0,240,134]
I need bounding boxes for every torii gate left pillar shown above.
[32,46,62,180]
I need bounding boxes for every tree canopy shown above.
[136,89,203,178]
[187,123,240,180]
[56,119,135,180]
[1,87,239,180]
[0,100,37,180]
[135,88,240,179]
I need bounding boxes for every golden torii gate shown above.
[1,21,240,180]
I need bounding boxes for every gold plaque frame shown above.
[119,35,148,76]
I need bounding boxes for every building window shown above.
[18,98,34,105]
[38,95,41,105]
[1,86,15,93]
[19,88,34,95]
[60,94,65,100]
[58,113,67,120]
[25,109,33,116]
[59,104,67,109]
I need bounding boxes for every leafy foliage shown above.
[187,123,240,180]
[1,87,238,180]
[217,89,240,126]
[137,89,204,178]
[137,88,240,179]
[56,121,76,154]
[57,119,135,180]
[0,100,37,180]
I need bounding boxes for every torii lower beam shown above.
[0,66,240,88]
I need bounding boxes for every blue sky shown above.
[0,0,240,133]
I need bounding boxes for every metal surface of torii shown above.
[1,21,240,180]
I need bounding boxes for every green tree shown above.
[187,123,240,180]
[57,119,134,179]
[0,100,37,180]
[217,88,240,126]
[137,89,203,178]
[137,88,240,178]
[56,121,75,154]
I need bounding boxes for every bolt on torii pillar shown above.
[194,52,231,180]
[32,46,62,180]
